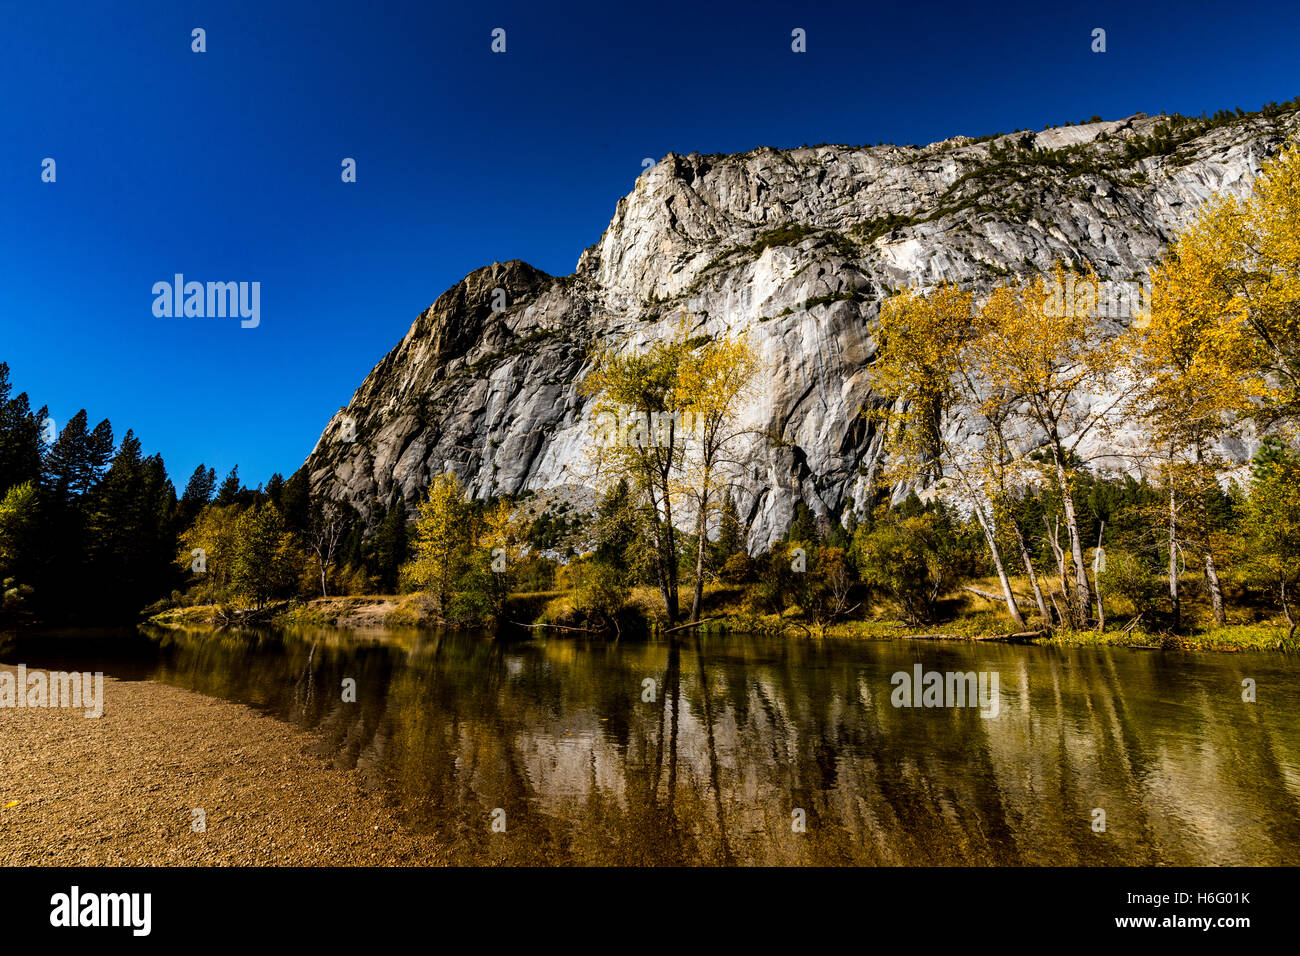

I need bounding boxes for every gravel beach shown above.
[0,666,444,866]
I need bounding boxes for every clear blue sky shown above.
[2,0,1297,490]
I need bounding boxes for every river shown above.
[4,626,1299,865]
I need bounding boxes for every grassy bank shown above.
[693,576,1299,652]
[143,578,1299,654]
[149,593,436,631]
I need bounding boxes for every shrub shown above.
[852,504,962,624]
[571,561,629,630]
[1098,548,1163,618]
[721,551,755,583]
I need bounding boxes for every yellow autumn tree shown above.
[582,326,694,624]
[676,334,760,623]
[1120,136,1300,626]
[1138,137,1300,429]
[874,285,1040,628]
[873,287,967,484]
[229,504,303,609]
[582,321,760,626]
[479,498,524,617]
[409,471,470,617]
[481,499,523,563]
[1214,139,1300,429]
[1122,213,1257,626]
[177,502,242,599]
[965,266,1126,628]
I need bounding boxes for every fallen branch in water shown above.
[508,620,603,634]
[903,629,1043,642]
[662,617,723,634]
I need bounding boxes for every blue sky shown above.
[2,0,1297,490]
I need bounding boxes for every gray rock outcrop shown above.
[304,109,1300,549]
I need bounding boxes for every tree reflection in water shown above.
[58,625,1294,865]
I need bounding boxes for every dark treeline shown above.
[0,361,412,624]
[0,362,176,622]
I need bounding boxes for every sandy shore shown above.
[0,665,444,866]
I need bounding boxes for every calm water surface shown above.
[5,626,1300,865]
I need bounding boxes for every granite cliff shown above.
[303,107,1300,548]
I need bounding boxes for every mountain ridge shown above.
[304,104,1300,548]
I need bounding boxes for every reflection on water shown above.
[6,626,1300,865]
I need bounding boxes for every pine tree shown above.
[278,468,311,536]
[84,431,149,617]
[215,466,241,505]
[179,465,217,522]
[87,420,115,488]
[716,491,743,557]
[139,453,180,604]
[0,364,45,495]
[594,479,637,572]
[372,499,409,593]
[44,411,112,502]
[788,503,819,547]
[1252,437,1292,482]
[265,472,285,510]
[1241,442,1300,639]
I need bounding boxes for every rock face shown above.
[304,110,1300,549]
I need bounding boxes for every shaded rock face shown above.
[305,112,1300,549]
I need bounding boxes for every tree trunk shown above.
[689,480,710,624]
[1045,515,1070,622]
[1193,441,1225,628]
[1168,481,1180,633]
[1093,522,1105,633]
[1018,531,1052,625]
[644,455,679,628]
[657,470,679,626]
[1282,580,1296,641]
[976,507,1024,628]
[1205,551,1225,627]
[1050,443,1091,626]
[1047,589,1066,626]
[437,557,447,618]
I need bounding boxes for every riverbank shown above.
[145,587,1298,653]
[693,614,1293,650]
[0,665,443,866]
[702,579,1298,652]
[150,594,432,631]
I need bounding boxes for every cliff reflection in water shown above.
[137,625,1300,865]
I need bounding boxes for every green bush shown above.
[1098,548,1163,617]
[851,501,963,624]
[571,561,629,630]
[721,551,755,583]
